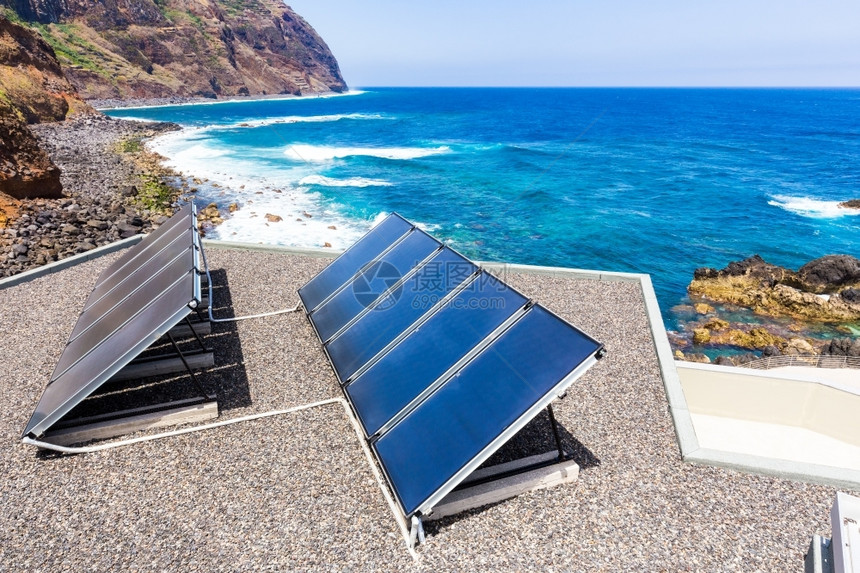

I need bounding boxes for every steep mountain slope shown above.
[1,0,346,99]
[0,15,92,198]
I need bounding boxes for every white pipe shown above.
[22,398,343,454]
[208,303,301,322]
[23,397,421,560]
[198,241,303,323]
[341,398,421,560]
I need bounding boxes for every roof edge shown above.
[0,235,145,291]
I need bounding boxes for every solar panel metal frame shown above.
[300,212,605,521]
[22,205,204,439]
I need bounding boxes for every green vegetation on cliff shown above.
[1,0,347,100]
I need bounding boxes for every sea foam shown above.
[768,195,860,219]
[146,128,377,249]
[283,144,450,162]
[299,175,392,187]
[213,113,389,130]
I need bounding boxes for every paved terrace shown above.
[1,243,856,571]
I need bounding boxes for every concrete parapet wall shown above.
[678,363,860,448]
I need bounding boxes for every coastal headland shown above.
[0,0,346,277]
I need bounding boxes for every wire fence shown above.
[742,354,860,371]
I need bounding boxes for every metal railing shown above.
[742,354,860,371]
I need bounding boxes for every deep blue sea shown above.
[106,88,860,334]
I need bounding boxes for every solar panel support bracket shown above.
[39,396,218,447]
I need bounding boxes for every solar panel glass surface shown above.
[23,206,201,438]
[373,305,602,516]
[308,230,440,342]
[346,273,528,436]
[298,214,413,312]
[325,248,478,383]
[90,204,192,302]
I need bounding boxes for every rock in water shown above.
[797,255,860,292]
[821,337,860,357]
[782,338,816,355]
[689,253,860,322]
[838,199,860,209]
[841,288,860,304]
[692,328,710,345]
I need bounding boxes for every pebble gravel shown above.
[0,247,856,571]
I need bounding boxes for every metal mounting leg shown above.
[184,315,209,352]
[167,330,208,399]
[547,404,565,461]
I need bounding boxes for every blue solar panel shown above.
[373,305,603,517]
[326,248,478,383]
[88,203,193,305]
[71,231,190,339]
[298,214,413,312]
[299,212,604,521]
[27,276,197,437]
[307,229,441,343]
[346,273,528,437]
[23,205,202,438]
[53,239,197,379]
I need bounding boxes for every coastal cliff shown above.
[0,0,346,99]
[0,15,93,198]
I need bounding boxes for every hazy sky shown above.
[285,1,860,87]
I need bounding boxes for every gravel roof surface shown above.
[1,246,855,571]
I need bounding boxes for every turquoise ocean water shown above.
[106,88,860,336]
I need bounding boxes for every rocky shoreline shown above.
[0,114,183,278]
[88,90,339,110]
[674,254,860,365]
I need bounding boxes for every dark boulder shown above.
[693,267,718,280]
[797,255,860,293]
[710,254,795,284]
[761,345,781,357]
[734,353,758,365]
[821,337,860,357]
[841,288,860,304]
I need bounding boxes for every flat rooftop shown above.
[1,244,856,570]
